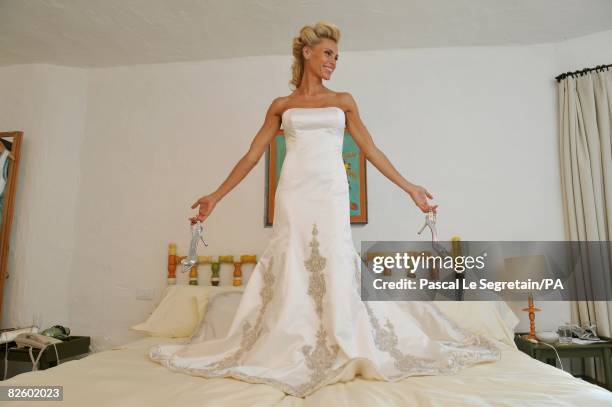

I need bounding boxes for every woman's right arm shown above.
[190,98,284,223]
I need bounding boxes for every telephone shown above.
[11,333,63,373]
[15,333,62,349]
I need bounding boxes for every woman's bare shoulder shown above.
[269,96,292,116]
[333,92,358,112]
[335,91,354,103]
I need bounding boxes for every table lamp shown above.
[504,254,549,340]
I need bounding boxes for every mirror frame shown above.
[0,131,23,321]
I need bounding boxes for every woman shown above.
[150,21,499,398]
[188,31,436,224]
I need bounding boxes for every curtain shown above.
[558,68,612,383]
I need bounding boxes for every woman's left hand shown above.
[408,185,438,213]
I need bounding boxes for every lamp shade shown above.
[504,254,549,292]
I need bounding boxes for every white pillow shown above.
[131,285,244,338]
[433,301,520,348]
[497,302,521,336]
[131,285,202,337]
[190,291,244,341]
[194,285,244,321]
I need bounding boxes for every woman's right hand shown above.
[189,194,219,224]
[408,185,438,214]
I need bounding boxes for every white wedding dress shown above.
[150,107,500,397]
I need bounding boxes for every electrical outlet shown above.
[136,288,154,300]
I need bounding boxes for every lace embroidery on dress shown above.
[304,223,327,317]
[155,225,350,398]
[153,256,276,372]
[354,255,501,377]
[151,232,501,398]
[298,223,340,389]
[203,256,276,370]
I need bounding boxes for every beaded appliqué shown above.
[153,226,349,398]
[304,223,327,317]
[353,257,500,376]
[299,223,340,388]
[205,256,276,370]
[363,302,440,374]
[150,226,500,398]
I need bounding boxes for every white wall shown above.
[555,30,612,75]
[0,64,87,330]
[3,30,612,348]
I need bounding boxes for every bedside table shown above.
[514,333,612,391]
[3,336,90,371]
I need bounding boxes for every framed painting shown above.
[264,129,367,226]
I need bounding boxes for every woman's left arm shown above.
[341,92,438,213]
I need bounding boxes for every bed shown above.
[3,247,612,406]
[4,334,612,406]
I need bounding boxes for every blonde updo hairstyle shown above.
[290,21,341,89]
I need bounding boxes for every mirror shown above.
[0,131,23,321]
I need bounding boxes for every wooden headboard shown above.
[167,238,465,298]
[167,243,257,286]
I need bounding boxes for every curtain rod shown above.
[555,63,611,82]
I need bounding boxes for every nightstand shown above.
[514,333,612,391]
[1,336,90,373]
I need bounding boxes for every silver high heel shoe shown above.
[181,221,208,273]
[417,210,452,261]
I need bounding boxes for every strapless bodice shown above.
[277,107,348,192]
[281,106,345,133]
[281,107,345,154]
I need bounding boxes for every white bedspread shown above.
[3,337,612,406]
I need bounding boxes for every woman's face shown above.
[303,38,339,81]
